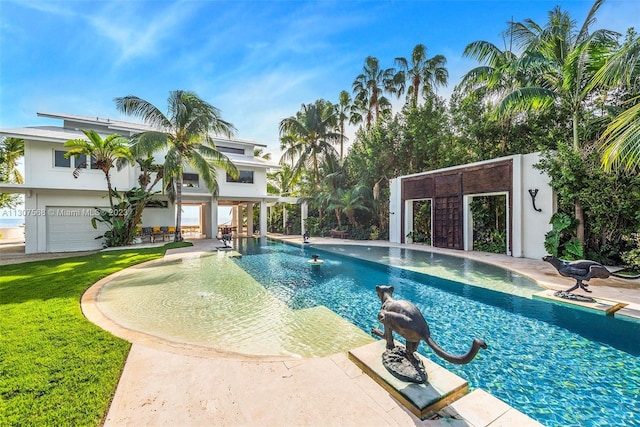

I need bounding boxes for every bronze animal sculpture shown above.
[220,232,232,248]
[543,255,640,293]
[372,285,487,367]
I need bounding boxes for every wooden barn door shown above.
[434,196,463,249]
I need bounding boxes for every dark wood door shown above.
[434,196,463,249]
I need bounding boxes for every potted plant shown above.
[406,231,415,244]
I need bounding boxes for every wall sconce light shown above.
[528,189,542,212]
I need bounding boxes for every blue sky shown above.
[1,0,638,157]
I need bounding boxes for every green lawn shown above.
[0,242,191,427]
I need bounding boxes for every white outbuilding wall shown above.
[389,153,554,260]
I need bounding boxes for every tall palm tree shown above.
[335,90,352,160]
[279,99,341,190]
[115,90,238,241]
[499,1,618,150]
[352,56,396,127]
[458,38,525,152]
[482,0,619,242]
[395,44,448,108]
[0,137,24,184]
[591,30,640,172]
[64,130,133,211]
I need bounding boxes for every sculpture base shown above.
[533,289,625,315]
[553,290,596,303]
[348,340,468,419]
[381,346,427,384]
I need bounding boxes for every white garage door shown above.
[47,207,108,252]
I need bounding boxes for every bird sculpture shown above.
[542,255,640,293]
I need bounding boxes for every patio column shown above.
[282,204,287,234]
[208,200,218,239]
[301,201,308,236]
[246,202,254,235]
[260,201,267,237]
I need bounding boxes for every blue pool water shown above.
[232,239,640,427]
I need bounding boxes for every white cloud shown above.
[86,1,200,65]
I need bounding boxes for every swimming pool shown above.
[97,238,640,426]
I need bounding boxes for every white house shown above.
[0,112,280,253]
[389,153,555,259]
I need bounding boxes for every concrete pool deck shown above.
[77,236,639,426]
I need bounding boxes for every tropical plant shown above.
[267,163,298,196]
[0,137,24,208]
[352,56,397,127]
[64,130,133,212]
[115,90,238,241]
[544,212,584,260]
[279,99,341,190]
[591,29,640,173]
[0,137,24,184]
[621,233,640,271]
[254,147,272,160]
[335,90,353,160]
[394,43,448,108]
[477,0,619,243]
[327,184,370,228]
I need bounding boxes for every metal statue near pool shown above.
[371,285,487,384]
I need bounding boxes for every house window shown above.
[90,155,100,169]
[183,173,200,187]
[54,150,71,167]
[227,170,254,184]
[54,150,88,168]
[218,146,245,155]
[76,154,88,168]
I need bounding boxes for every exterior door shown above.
[434,196,462,249]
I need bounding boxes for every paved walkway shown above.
[7,236,640,425]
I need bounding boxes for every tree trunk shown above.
[175,173,183,242]
[571,112,585,244]
[575,198,585,245]
[105,172,115,212]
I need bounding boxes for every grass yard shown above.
[0,242,191,427]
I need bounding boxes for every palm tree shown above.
[500,1,618,150]
[254,147,272,160]
[482,0,619,242]
[335,90,352,160]
[279,99,341,190]
[0,137,24,184]
[591,30,640,172]
[459,39,525,152]
[327,184,370,227]
[267,163,298,196]
[115,90,238,242]
[352,56,396,127]
[394,44,448,108]
[64,130,133,212]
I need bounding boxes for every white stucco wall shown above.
[25,140,134,190]
[518,153,554,259]
[388,178,402,243]
[217,167,268,199]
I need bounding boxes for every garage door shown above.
[47,207,108,252]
